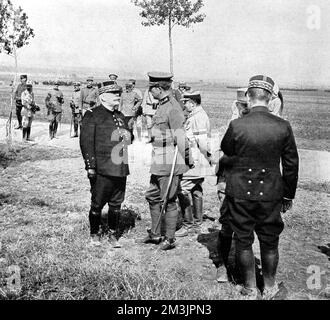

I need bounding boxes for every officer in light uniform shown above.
[80,81,131,248]
[80,76,99,116]
[109,73,118,84]
[230,88,249,122]
[14,74,28,129]
[175,91,212,237]
[142,72,191,250]
[220,75,299,299]
[70,82,82,137]
[141,86,159,141]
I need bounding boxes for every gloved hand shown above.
[281,198,293,213]
[87,169,97,181]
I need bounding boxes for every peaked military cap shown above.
[109,73,118,79]
[129,78,136,84]
[74,81,81,86]
[54,80,60,85]
[20,74,27,80]
[125,82,133,88]
[98,80,122,95]
[236,88,248,104]
[86,76,94,82]
[148,72,173,87]
[179,82,187,87]
[248,75,274,93]
[26,80,33,86]
[181,90,201,102]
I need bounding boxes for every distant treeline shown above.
[42,80,74,86]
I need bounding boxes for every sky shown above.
[1,0,330,86]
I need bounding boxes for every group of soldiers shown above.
[13,71,298,300]
[79,71,298,300]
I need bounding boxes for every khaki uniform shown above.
[80,86,99,115]
[70,89,83,136]
[45,88,64,139]
[145,94,190,240]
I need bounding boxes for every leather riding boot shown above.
[74,123,79,137]
[236,248,257,290]
[89,210,101,235]
[26,127,31,140]
[192,193,203,226]
[149,203,162,237]
[260,247,279,290]
[177,192,194,229]
[53,122,58,137]
[22,128,27,140]
[49,124,53,139]
[164,202,178,240]
[216,232,233,282]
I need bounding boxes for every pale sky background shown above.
[1,0,330,86]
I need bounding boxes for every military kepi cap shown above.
[248,75,274,93]
[236,88,248,104]
[148,72,173,87]
[86,76,94,82]
[20,74,27,80]
[109,74,118,79]
[181,90,201,102]
[98,81,122,95]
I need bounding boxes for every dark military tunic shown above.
[80,104,131,235]
[221,106,299,250]
[80,105,130,177]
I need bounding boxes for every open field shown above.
[0,83,329,300]
[0,83,330,151]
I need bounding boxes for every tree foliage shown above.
[0,0,35,55]
[132,0,205,29]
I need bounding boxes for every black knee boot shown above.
[216,232,233,282]
[192,193,203,226]
[22,128,27,140]
[260,247,279,289]
[89,210,101,235]
[26,127,31,140]
[236,248,257,290]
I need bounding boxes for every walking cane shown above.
[152,145,179,235]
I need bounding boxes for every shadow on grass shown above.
[197,230,264,291]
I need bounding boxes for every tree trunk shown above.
[6,42,18,148]
[168,16,174,75]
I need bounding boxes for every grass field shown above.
[0,83,330,151]
[0,82,329,301]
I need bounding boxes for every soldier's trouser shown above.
[22,116,33,140]
[89,174,127,235]
[72,113,81,136]
[178,178,204,227]
[227,196,284,288]
[145,174,181,239]
[15,101,23,126]
[49,112,62,137]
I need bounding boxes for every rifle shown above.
[152,145,179,235]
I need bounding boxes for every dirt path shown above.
[1,117,330,182]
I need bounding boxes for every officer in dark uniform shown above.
[221,75,299,299]
[142,72,191,251]
[14,74,28,129]
[80,80,131,248]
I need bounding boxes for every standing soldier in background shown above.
[119,82,142,138]
[109,73,119,84]
[230,88,250,122]
[175,91,213,237]
[21,80,40,141]
[14,74,28,129]
[70,82,82,138]
[174,82,190,110]
[129,79,144,140]
[141,87,158,141]
[268,83,284,118]
[80,81,132,247]
[80,76,99,116]
[141,72,191,251]
[45,80,64,140]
